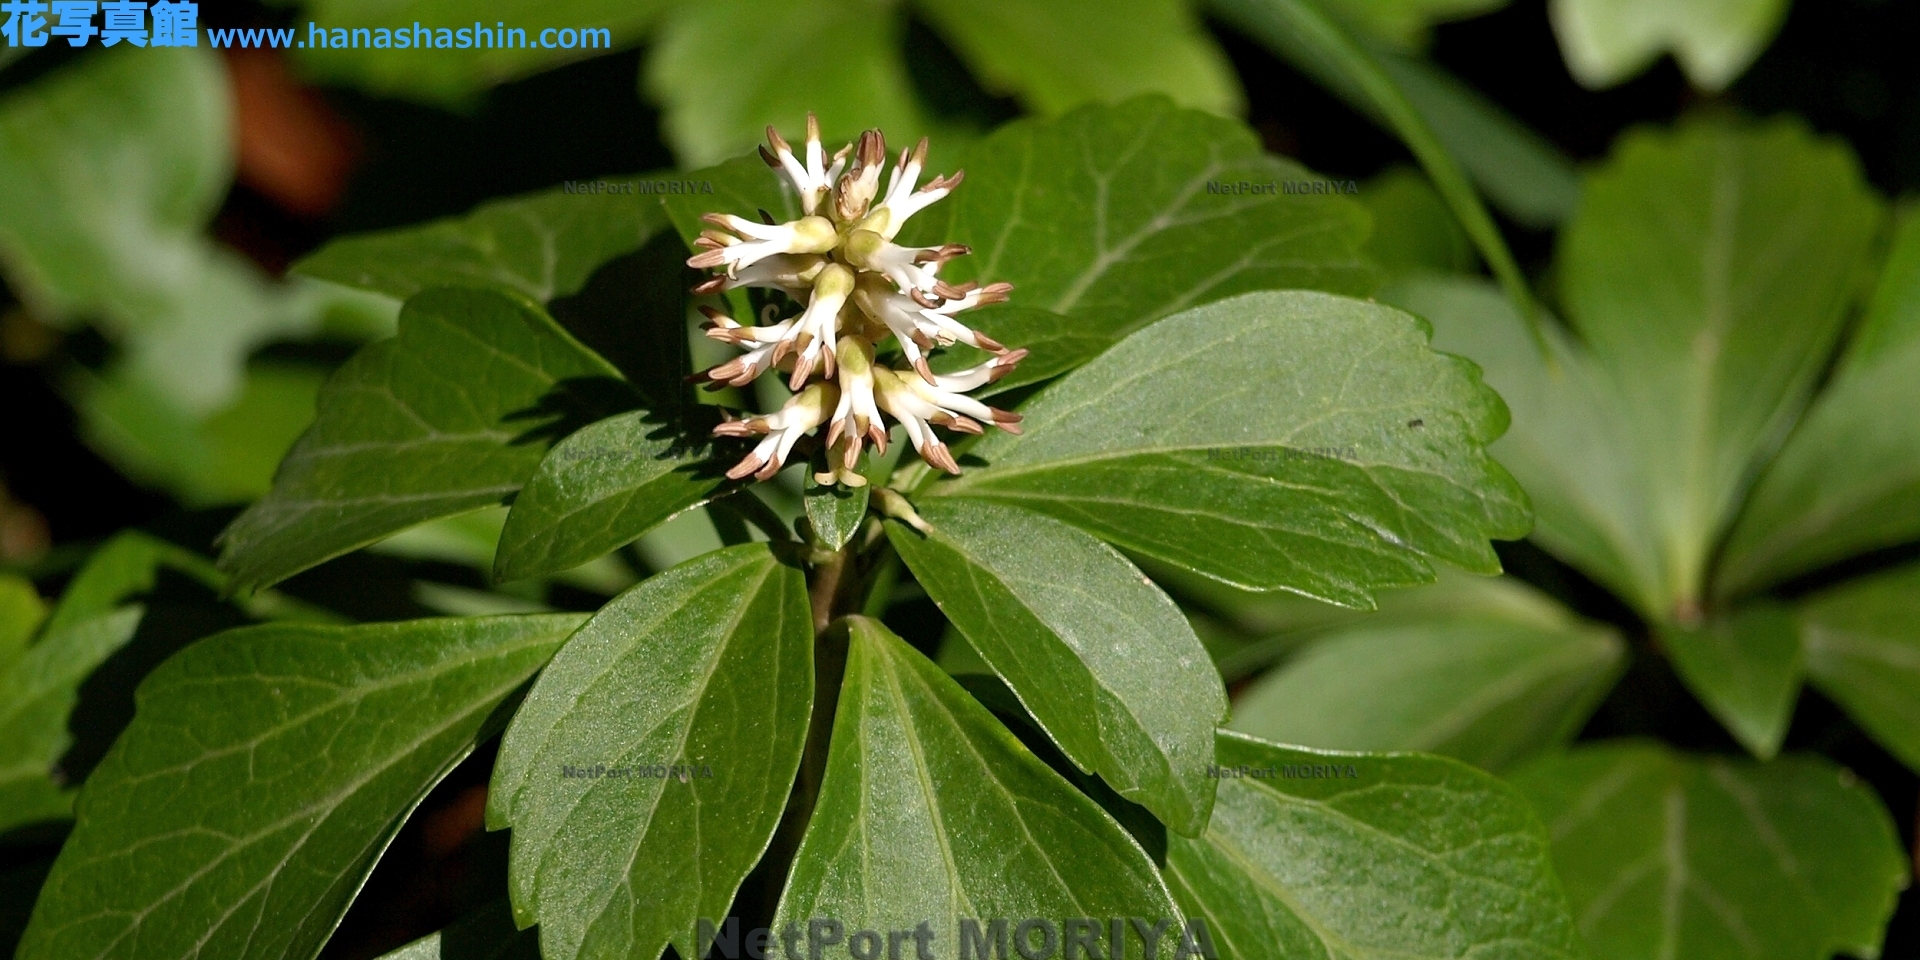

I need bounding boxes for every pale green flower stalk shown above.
[690,116,1027,486]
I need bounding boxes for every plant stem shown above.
[808,546,851,634]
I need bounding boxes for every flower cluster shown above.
[688,116,1026,486]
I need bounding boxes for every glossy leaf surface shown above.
[774,617,1180,949]
[1512,742,1907,960]
[17,614,584,960]
[490,545,811,960]
[493,409,728,583]
[294,180,671,304]
[887,497,1226,835]
[1557,117,1880,616]
[942,290,1530,608]
[1717,210,1920,596]
[1231,613,1623,771]
[218,287,629,591]
[1658,605,1802,759]
[1165,732,1584,960]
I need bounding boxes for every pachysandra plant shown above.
[15,99,1583,960]
[1222,116,1915,960]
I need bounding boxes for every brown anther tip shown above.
[766,124,790,151]
[924,171,963,193]
[973,333,1006,353]
[754,459,783,482]
[913,356,936,384]
[806,113,820,139]
[909,287,943,309]
[687,250,727,269]
[927,444,961,475]
[932,281,971,300]
[758,145,780,168]
[914,245,970,264]
[949,416,984,435]
[698,305,729,322]
[726,459,761,481]
[911,330,935,350]
[691,276,728,295]
[700,212,733,229]
[912,137,929,166]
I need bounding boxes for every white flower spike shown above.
[688,119,1027,485]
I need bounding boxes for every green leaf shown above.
[294,178,671,304]
[0,574,46,664]
[644,0,927,167]
[0,608,144,835]
[1318,0,1510,48]
[1381,276,1663,615]
[218,287,630,592]
[1368,48,1582,229]
[0,47,327,414]
[1511,742,1909,960]
[372,901,539,960]
[886,498,1227,835]
[1557,117,1881,617]
[941,290,1530,608]
[1164,731,1584,960]
[1359,167,1476,277]
[805,473,870,553]
[294,0,667,105]
[1716,211,1920,596]
[490,545,809,960]
[774,616,1180,943]
[1205,0,1545,339]
[1798,564,1920,772]
[493,409,729,583]
[43,532,212,637]
[1230,613,1624,771]
[922,97,1377,345]
[1659,605,1802,759]
[671,98,1375,392]
[659,153,805,250]
[15,613,584,960]
[1186,565,1582,681]
[71,362,327,508]
[926,305,1116,396]
[913,0,1243,117]
[1548,0,1791,91]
